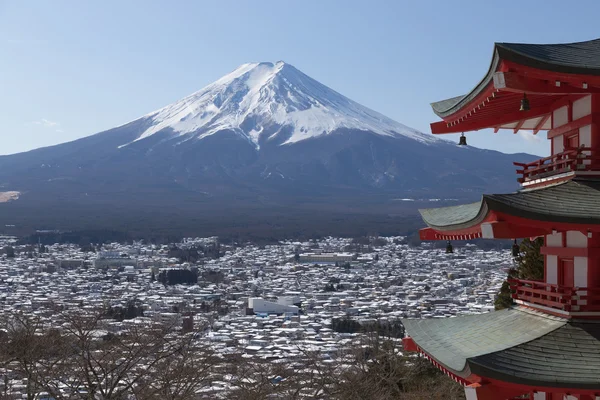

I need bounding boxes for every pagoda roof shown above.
[403,308,600,389]
[402,308,564,374]
[496,39,600,74]
[420,179,600,234]
[469,321,600,389]
[432,39,600,118]
[419,201,486,232]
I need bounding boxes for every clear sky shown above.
[2,0,599,156]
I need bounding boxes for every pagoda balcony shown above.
[509,278,600,315]
[514,147,600,184]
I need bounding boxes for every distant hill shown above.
[0,61,535,238]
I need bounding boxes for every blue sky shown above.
[2,0,599,156]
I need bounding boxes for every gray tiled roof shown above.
[486,179,600,224]
[432,38,600,117]
[419,179,600,230]
[469,322,600,389]
[402,308,565,375]
[430,49,500,117]
[497,39,600,73]
[419,202,485,231]
[430,95,468,115]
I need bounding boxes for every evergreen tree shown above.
[515,237,544,280]
[495,237,544,310]
[495,279,515,310]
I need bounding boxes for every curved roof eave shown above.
[484,179,600,225]
[419,180,600,232]
[430,46,501,118]
[496,39,600,76]
[418,200,488,232]
[431,38,600,118]
[401,308,565,377]
[468,321,600,390]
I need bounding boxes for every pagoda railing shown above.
[514,147,600,183]
[509,278,600,313]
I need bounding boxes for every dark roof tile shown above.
[402,308,564,375]
[420,179,600,230]
[468,322,600,389]
[432,39,600,117]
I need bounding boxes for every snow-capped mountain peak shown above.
[125,61,440,148]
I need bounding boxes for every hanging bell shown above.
[458,133,467,146]
[446,240,454,254]
[519,93,530,112]
[512,239,520,257]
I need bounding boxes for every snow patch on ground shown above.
[0,191,20,203]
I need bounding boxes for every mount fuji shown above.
[121,61,438,149]
[0,62,532,236]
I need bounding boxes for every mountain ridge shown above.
[118,61,440,149]
[0,61,536,236]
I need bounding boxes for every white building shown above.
[248,298,299,315]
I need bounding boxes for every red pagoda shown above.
[402,39,600,400]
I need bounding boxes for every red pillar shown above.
[587,234,600,290]
[590,94,600,169]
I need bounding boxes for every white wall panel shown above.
[546,232,563,247]
[553,136,564,154]
[573,95,592,120]
[580,124,592,146]
[464,386,478,400]
[574,257,588,287]
[553,105,569,128]
[580,125,592,166]
[566,231,587,248]
[546,255,558,284]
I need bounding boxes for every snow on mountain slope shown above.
[123,61,441,148]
